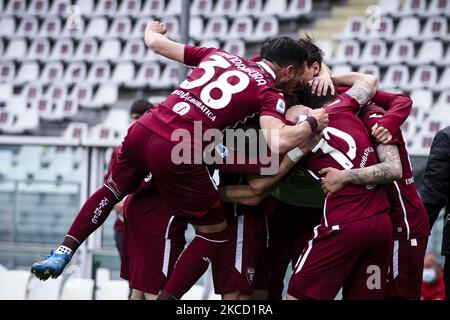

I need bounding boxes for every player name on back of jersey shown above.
[172,89,217,122]
[216,52,268,86]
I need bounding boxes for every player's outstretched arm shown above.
[144,20,185,63]
[332,73,378,106]
[319,144,402,196]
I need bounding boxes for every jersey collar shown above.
[257,61,276,80]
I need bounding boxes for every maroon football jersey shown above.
[299,93,390,227]
[139,45,287,144]
[359,104,430,240]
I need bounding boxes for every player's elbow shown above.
[364,74,378,97]
[247,179,268,196]
[399,94,413,114]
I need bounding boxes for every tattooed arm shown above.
[331,73,378,106]
[319,144,402,195]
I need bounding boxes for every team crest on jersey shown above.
[173,102,191,116]
[246,267,256,285]
[276,99,285,114]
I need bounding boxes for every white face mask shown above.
[423,268,437,283]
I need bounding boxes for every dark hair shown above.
[296,85,336,109]
[297,34,324,68]
[130,99,153,116]
[260,36,308,68]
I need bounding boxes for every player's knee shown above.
[144,292,158,300]
[130,289,145,300]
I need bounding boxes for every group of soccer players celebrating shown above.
[31,20,430,300]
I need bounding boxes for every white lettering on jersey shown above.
[369,113,383,118]
[173,102,191,116]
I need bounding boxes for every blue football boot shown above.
[31,249,71,280]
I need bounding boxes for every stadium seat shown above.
[0,110,14,132]
[200,17,229,40]
[376,0,400,16]
[27,276,63,300]
[103,109,130,131]
[161,16,180,41]
[226,16,254,40]
[26,0,48,17]
[4,95,27,113]
[49,39,75,62]
[61,98,79,119]
[382,40,414,66]
[83,84,118,108]
[367,17,394,40]
[406,66,437,90]
[316,40,334,62]
[0,17,16,37]
[0,83,13,103]
[21,83,43,104]
[191,0,213,16]
[0,61,16,83]
[60,16,85,39]
[25,39,51,61]
[140,0,165,17]
[63,62,87,83]
[335,17,366,40]
[261,0,287,17]
[96,280,129,300]
[164,0,182,16]
[395,0,427,17]
[70,83,93,107]
[236,0,263,17]
[380,65,410,89]
[330,40,360,65]
[120,39,146,62]
[60,278,94,300]
[223,39,246,57]
[16,17,39,38]
[131,17,151,38]
[63,122,88,140]
[4,38,27,60]
[0,38,3,57]
[4,0,27,16]
[38,17,63,39]
[435,67,450,91]
[280,0,312,19]
[251,16,279,43]
[85,17,109,38]
[86,62,111,83]
[411,40,443,65]
[114,0,142,16]
[331,64,353,76]
[189,17,205,41]
[73,39,99,62]
[111,62,135,85]
[96,39,122,61]
[14,62,40,85]
[418,17,448,40]
[40,62,64,84]
[424,0,450,16]
[410,89,433,125]
[107,17,132,39]
[210,0,238,17]
[392,17,420,40]
[129,62,161,89]
[199,40,221,49]
[153,63,179,89]
[358,40,387,65]
[0,270,31,300]
[433,90,450,115]
[92,0,118,17]
[357,64,380,79]
[89,124,124,143]
[49,0,70,16]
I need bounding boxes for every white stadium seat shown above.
[64,62,87,83]
[335,17,366,40]
[0,84,13,102]
[25,39,51,61]
[5,0,27,16]
[73,39,99,62]
[0,17,16,37]
[251,16,279,43]
[26,0,48,17]
[164,0,182,16]
[382,40,414,66]
[60,16,86,38]
[396,0,427,17]
[367,17,394,40]
[377,0,399,15]
[0,270,31,300]
[84,84,118,108]
[107,17,132,39]
[226,16,254,40]
[210,0,238,17]
[126,62,161,88]
[411,40,443,65]
[406,66,438,90]
[153,63,179,89]
[16,17,39,38]
[120,39,146,62]
[96,39,121,61]
[4,38,27,60]
[40,62,64,84]
[49,0,71,16]
[0,61,16,83]
[380,65,410,89]
[60,278,94,300]
[418,17,448,40]
[236,0,263,17]
[191,0,213,16]
[63,122,88,140]
[114,0,142,16]
[85,17,108,38]
[435,67,450,91]
[331,40,360,64]
[331,64,353,76]
[358,40,387,65]
[199,39,221,49]
[71,83,94,107]
[261,0,287,17]
[49,39,74,62]
[161,16,180,41]
[223,40,246,57]
[76,0,95,16]
[38,17,63,39]
[424,0,450,16]
[111,62,135,85]
[14,62,40,85]
[410,89,433,126]
[140,0,165,17]
[103,109,130,130]
[93,0,118,17]
[316,40,334,63]
[358,64,380,79]
[392,17,420,40]
[201,17,229,40]
[87,62,111,83]
[280,0,312,19]
[89,124,124,143]
[131,17,151,38]
[189,17,205,41]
